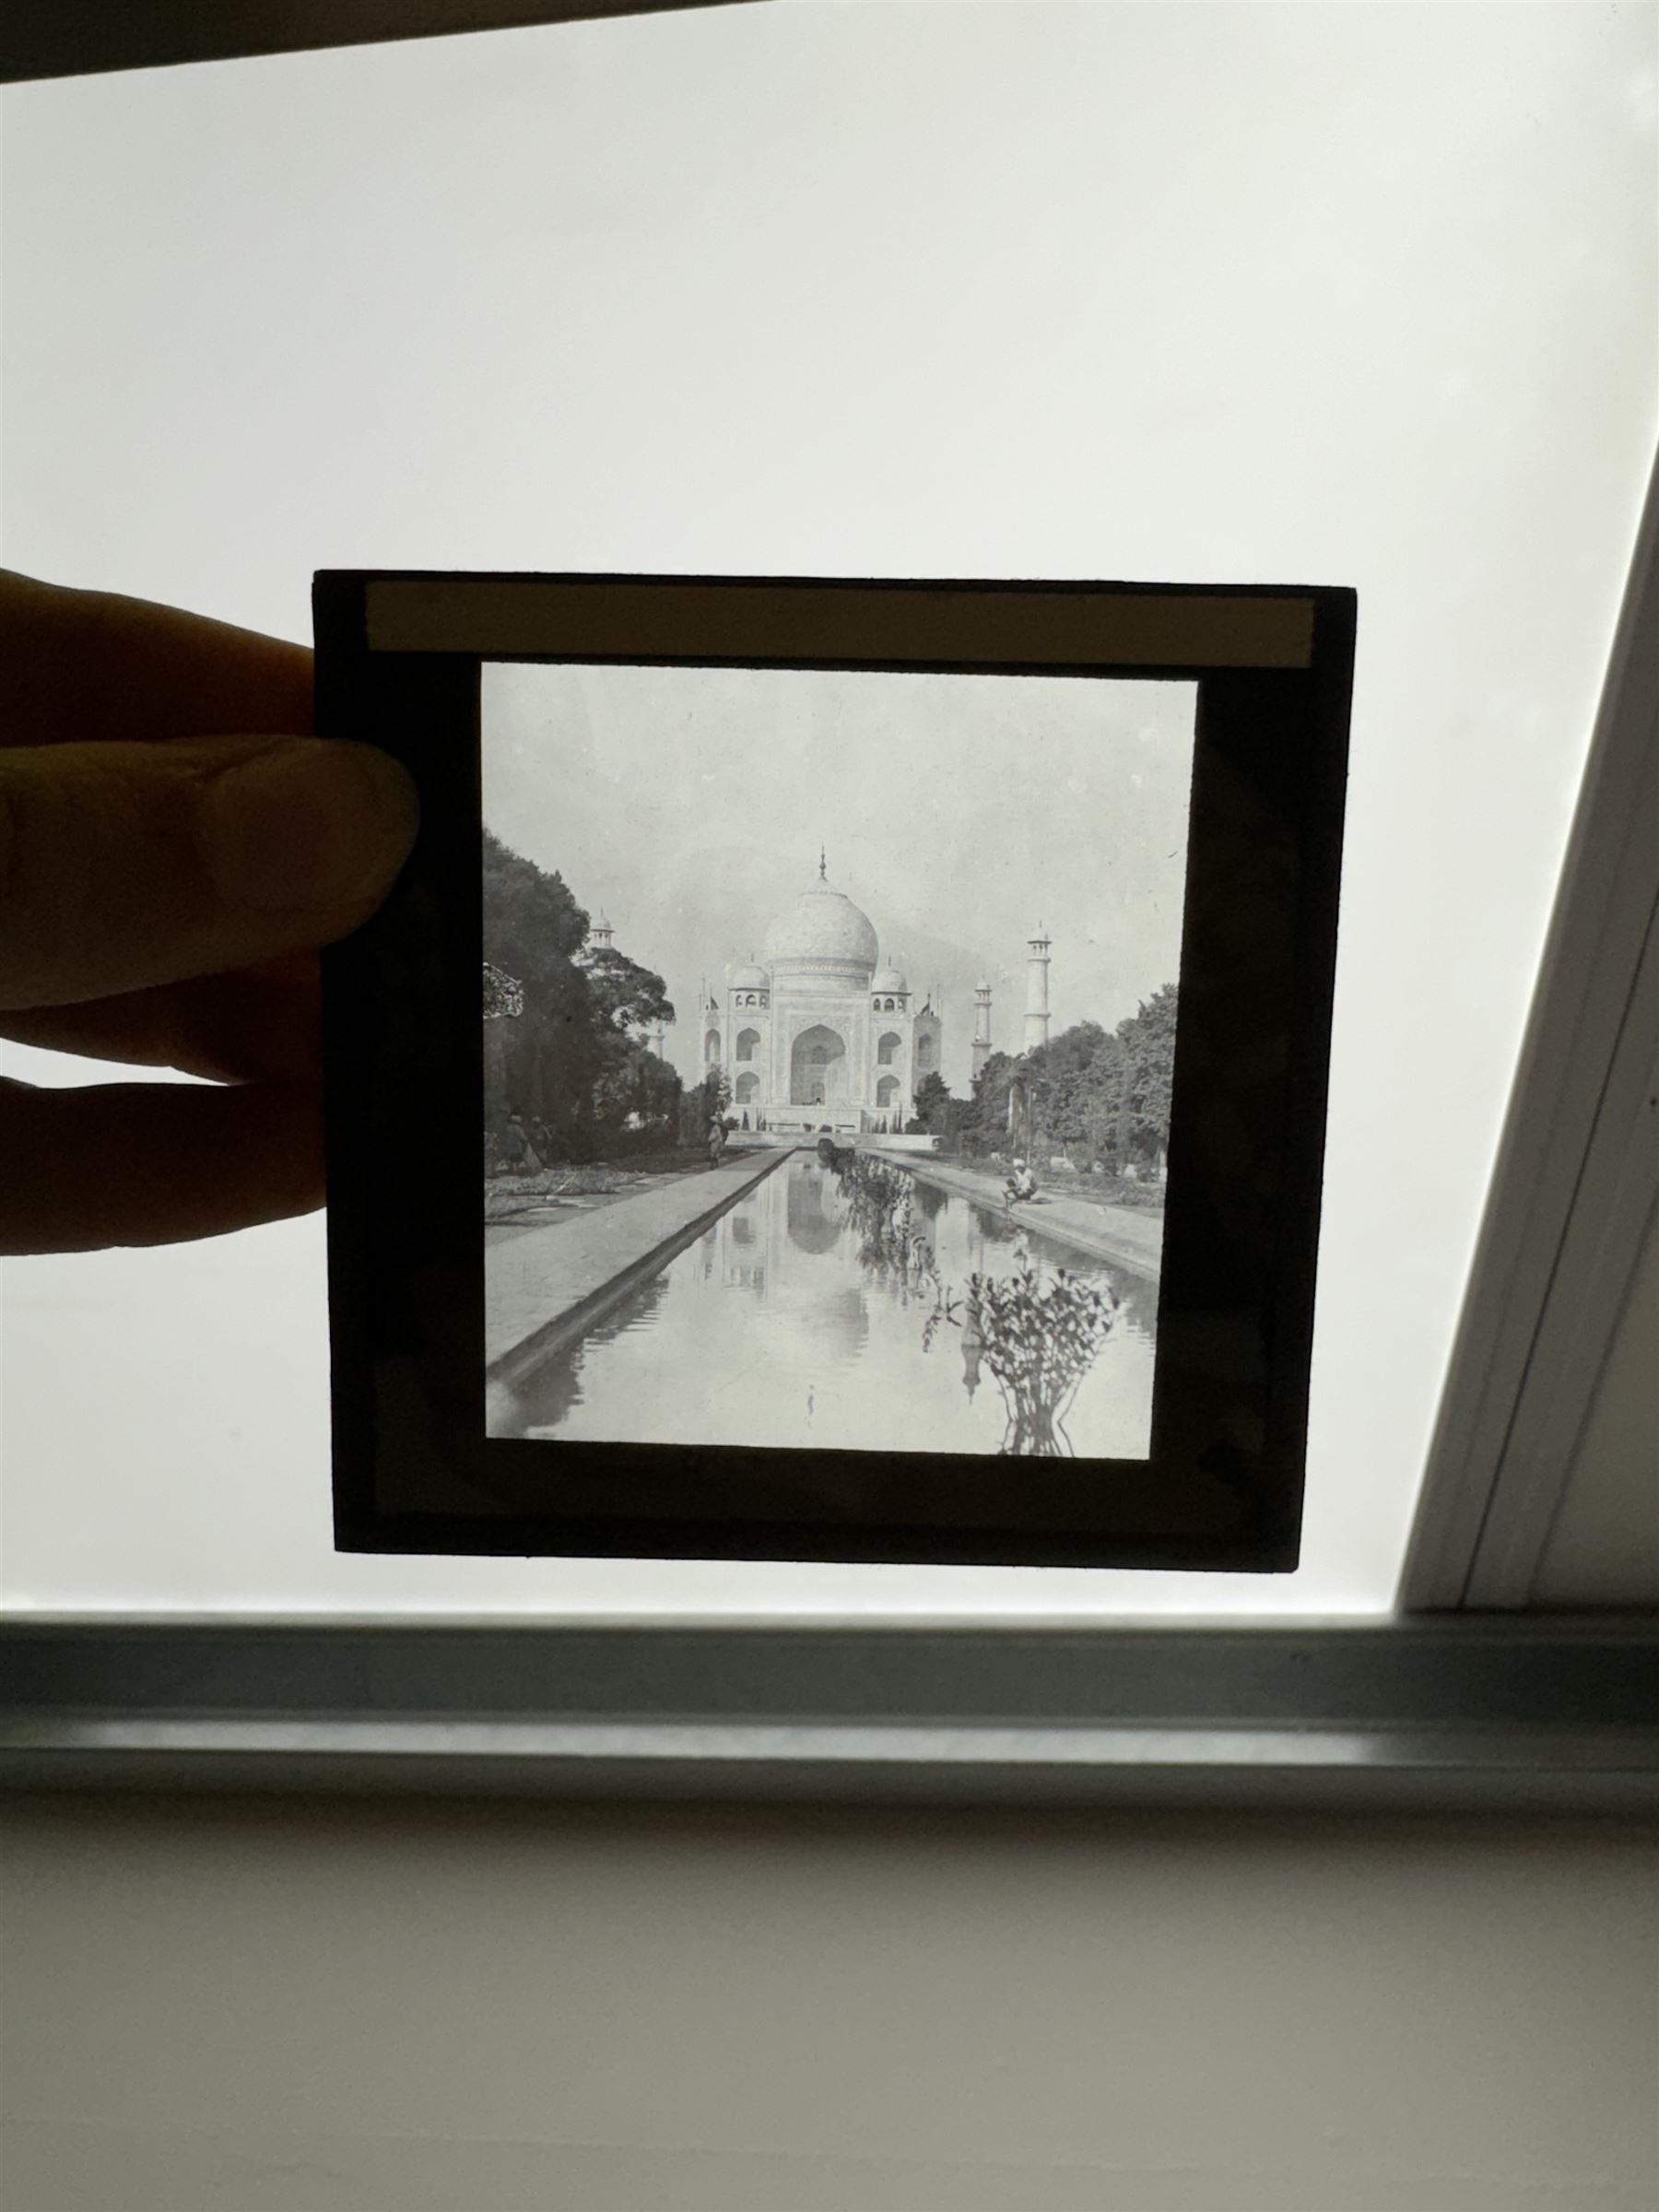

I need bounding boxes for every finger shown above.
[0,1077,324,1253]
[0,735,418,1010]
[0,955,322,1084]
[0,570,312,750]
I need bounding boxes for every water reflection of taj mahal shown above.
[705,1164,870,1369]
[693,851,959,1135]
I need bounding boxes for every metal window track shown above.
[2,1617,1653,1812]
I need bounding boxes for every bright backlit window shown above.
[1,5,1654,1614]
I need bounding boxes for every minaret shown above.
[1024,924,1052,1053]
[971,981,994,1079]
[591,909,615,953]
[653,1018,668,1059]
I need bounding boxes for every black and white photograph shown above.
[316,566,1348,1565]
[481,662,1194,1463]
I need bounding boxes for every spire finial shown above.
[818,844,827,881]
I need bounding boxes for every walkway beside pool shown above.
[486,1145,796,1381]
[865,1149,1163,1280]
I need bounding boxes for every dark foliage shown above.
[482,829,682,1159]
[835,1153,1120,1455]
[951,987,1176,1174]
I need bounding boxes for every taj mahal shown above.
[689,853,1053,1135]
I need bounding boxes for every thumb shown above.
[0,735,418,1011]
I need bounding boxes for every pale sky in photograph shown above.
[482,661,1195,1093]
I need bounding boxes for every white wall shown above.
[1,1798,1654,2212]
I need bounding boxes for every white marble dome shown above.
[870,964,908,995]
[762,873,879,974]
[729,959,770,990]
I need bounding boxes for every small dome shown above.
[762,871,879,974]
[871,966,908,995]
[730,960,770,990]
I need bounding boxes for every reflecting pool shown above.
[500,1154,1159,1458]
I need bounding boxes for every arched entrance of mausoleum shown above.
[790,1024,848,1107]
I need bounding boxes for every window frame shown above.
[0,0,694,83]
[1399,453,1659,1611]
[1,1617,1653,1811]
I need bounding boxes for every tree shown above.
[582,945,678,1148]
[911,1069,958,1140]
[1035,1002,1174,1170]
[481,828,679,1157]
[677,1068,728,1149]
[1073,1028,1127,1163]
[582,944,676,1038]
[594,1035,682,1136]
[957,1050,1016,1154]
[951,997,1174,1171]
[1113,983,1177,1171]
[482,830,595,1147]
[483,827,587,970]
[1023,1021,1111,1156]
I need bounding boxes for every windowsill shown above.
[3,1614,1653,1813]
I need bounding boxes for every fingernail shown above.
[202,741,419,912]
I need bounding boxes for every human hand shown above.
[0,571,418,1253]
